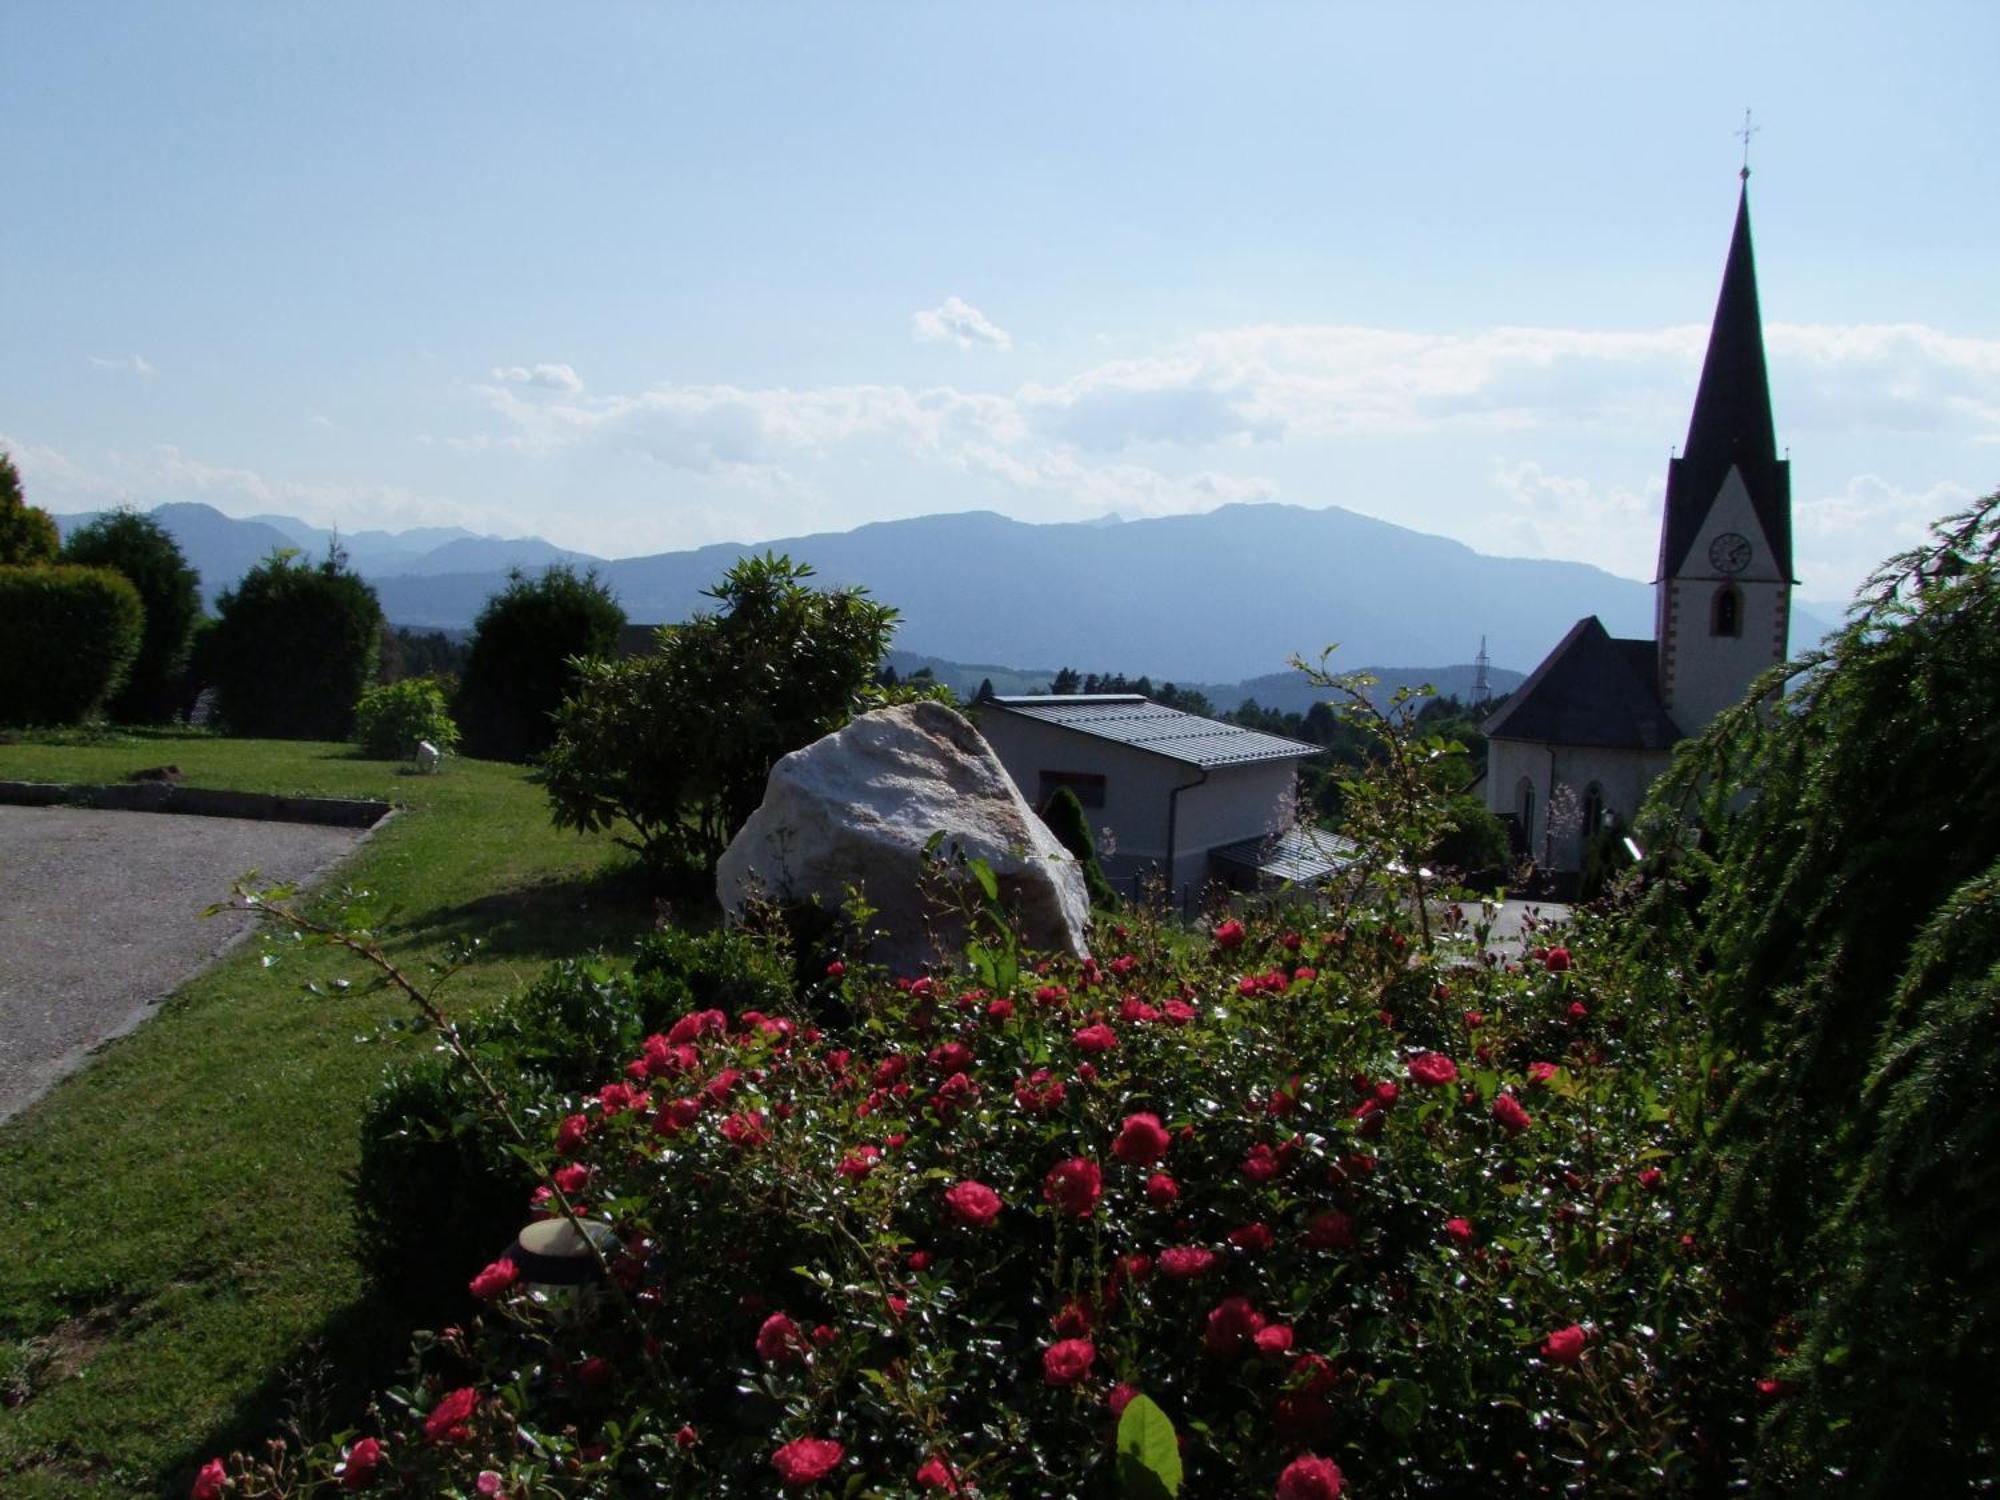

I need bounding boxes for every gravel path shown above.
[0,805,373,1124]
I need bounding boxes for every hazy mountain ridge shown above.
[47,499,1828,682]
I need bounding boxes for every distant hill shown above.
[52,502,598,607]
[51,500,1830,683]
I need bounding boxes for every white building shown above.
[975,694,1341,907]
[1484,179,1793,872]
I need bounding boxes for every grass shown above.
[0,729,657,1498]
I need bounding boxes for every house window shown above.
[1518,778,1536,844]
[1712,585,1742,638]
[1582,783,1605,837]
[1039,770,1106,809]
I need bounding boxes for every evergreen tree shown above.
[458,565,625,762]
[210,547,384,739]
[1038,785,1118,909]
[60,508,203,722]
[0,450,59,565]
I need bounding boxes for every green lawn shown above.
[0,730,654,1498]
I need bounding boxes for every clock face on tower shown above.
[1708,532,1753,575]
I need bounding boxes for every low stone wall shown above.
[0,780,393,829]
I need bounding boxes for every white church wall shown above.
[1658,465,1790,735]
[1487,738,1671,872]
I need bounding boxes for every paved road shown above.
[0,805,373,1124]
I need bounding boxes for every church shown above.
[1482,178,1792,873]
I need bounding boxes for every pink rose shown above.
[1276,1454,1345,1499]
[1408,1051,1459,1087]
[1073,1022,1119,1054]
[1213,918,1246,949]
[192,1458,228,1500]
[1158,1245,1217,1279]
[1541,1323,1588,1365]
[757,1311,806,1366]
[340,1436,384,1490]
[1493,1092,1533,1135]
[1145,1172,1180,1207]
[1042,1157,1103,1217]
[944,1180,1002,1229]
[468,1257,518,1301]
[771,1436,845,1488]
[1042,1337,1096,1386]
[1444,1216,1474,1244]
[1112,1112,1172,1165]
[423,1386,479,1446]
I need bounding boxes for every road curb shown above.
[0,780,394,828]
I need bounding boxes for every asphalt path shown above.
[0,805,372,1124]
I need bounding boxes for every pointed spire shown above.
[1657,184,1792,580]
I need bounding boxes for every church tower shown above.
[1653,182,1792,735]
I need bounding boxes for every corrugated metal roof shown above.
[1211,825,1359,885]
[987,695,1317,769]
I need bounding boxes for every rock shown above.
[717,701,1090,972]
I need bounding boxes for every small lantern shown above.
[505,1217,620,1324]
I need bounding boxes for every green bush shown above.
[210,549,384,739]
[0,450,58,566]
[0,564,144,726]
[542,553,900,872]
[1432,792,1511,880]
[457,566,625,763]
[1630,491,2000,1490]
[354,933,789,1301]
[353,676,460,760]
[1039,783,1119,908]
[59,508,203,723]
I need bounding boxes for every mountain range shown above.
[51,500,1831,684]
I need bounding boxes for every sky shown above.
[4,3,1996,607]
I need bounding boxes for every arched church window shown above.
[1712,585,1742,638]
[1582,783,1605,836]
[1518,778,1536,845]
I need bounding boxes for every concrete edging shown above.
[0,780,394,828]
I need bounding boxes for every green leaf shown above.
[1115,1394,1182,1498]
[1376,1376,1425,1439]
[968,856,1001,906]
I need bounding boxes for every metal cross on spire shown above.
[1735,108,1761,181]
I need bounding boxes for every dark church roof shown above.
[1482,617,1682,752]
[1657,185,1793,582]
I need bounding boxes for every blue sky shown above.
[4,3,1995,604]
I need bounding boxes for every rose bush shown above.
[200,886,1726,1497]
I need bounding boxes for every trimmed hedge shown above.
[60,508,204,723]
[0,563,145,726]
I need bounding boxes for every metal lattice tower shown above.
[1471,636,1492,709]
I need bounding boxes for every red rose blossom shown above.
[838,1145,882,1180]
[1444,1216,1474,1244]
[1526,1061,1559,1086]
[1213,918,1246,949]
[424,1387,480,1446]
[1107,1381,1140,1416]
[468,1258,518,1301]
[757,1311,807,1366]
[1228,1222,1275,1254]
[1204,1295,1266,1356]
[915,1456,961,1491]
[1275,1453,1345,1499]
[1304,1210,1355,1251]
[771,1436,845,1488]
[1242,1143,1281,1182]
[193,1458,228,1500]
[1544,945,1572,972]
[721,1109,770,1148]
[1254,1323,1295,1356]
[555,1112,590,1154]
[340,1436,384,1490]
[1493,1092,1533,1135]
[1042,1337,1096,1386]
[1158,1245,1218,1279]
[1014,1069,1067,1114]
[1042,1157,1103,1217]
[1408,1051,1459,1087]
[1541,1323,1588,1365]
[944,1179,1003,1228]
[1074,1022,1118,1054]
[1145,1172,1180,1206]
[1112,1112,1172,1165]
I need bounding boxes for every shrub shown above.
[354,934,789,1301]
[353,677,460,760]
[0,564,144,726]
[221,897,1719,1499]
[1040,783,1119,908]
[0,450,58,566]
[210,548,384,739]
[59,508,203,723]
[457,566,625,763]
[542,554,902,872]
[1432,792,1511,881]
[1629,491,2000,1490]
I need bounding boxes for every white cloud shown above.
[912,296,1013,351]
[1486,460,1661,580]
[490,362,585,396]
[1794,473,1980,600]
[308,414,336,430]
[88,353,157,379]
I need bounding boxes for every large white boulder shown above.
[717,701,1090,972]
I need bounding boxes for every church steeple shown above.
[1656,185,1792,582]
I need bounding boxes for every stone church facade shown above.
[1484,182,1793,873]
